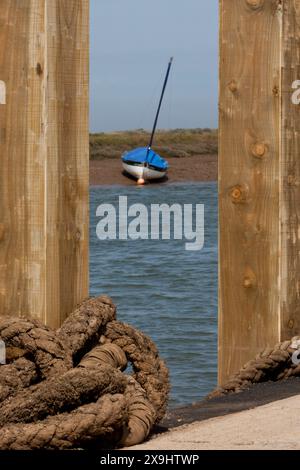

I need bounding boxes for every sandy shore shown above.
[90,154,217,186]
[129,394,300,450]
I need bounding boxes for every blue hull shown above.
[122,147,169,172]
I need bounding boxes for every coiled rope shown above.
[0,296,169,450]
[210,337,300,398]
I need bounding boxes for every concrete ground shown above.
[130,394,300,450]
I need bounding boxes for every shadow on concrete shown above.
[155,377,300,433]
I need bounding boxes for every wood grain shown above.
[0,1,89,328]
[280,0,300,339]
[219,0,281,383]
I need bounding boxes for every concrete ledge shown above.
[160,377,300,429]
[129,378,300,450]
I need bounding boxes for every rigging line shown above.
[146,57,174,164]
[167,64,173,131]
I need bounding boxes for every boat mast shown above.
[146,57,173,162]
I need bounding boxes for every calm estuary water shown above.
[90,182,218,407]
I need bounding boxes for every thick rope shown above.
[0,316,72,379]
[0,358,37,403]
[0,296,169,449]
[105,321,169,422]
[0,394,127,450]
[210,336,300,398]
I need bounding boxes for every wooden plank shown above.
[219,0,281,383]
[0,1,89,328]
[46,0,89,327]
[280,0,300,339]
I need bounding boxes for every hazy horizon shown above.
[90,1,218,133]
[90,127,218,135]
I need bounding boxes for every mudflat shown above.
[90,154,217,186]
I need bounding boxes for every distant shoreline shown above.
[89,129,218,186]
[89,154,218,186]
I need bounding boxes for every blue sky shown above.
[90,0,218,132]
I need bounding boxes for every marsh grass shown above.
[90,128,218,160]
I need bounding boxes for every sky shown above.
[90,0,218,133]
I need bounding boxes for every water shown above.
[90,182,218,407]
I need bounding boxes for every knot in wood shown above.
[272,85,279,97]
[251,142,267,158]
[246,0,264,9]
[243,267,257,289]
[243,277,253,288]
[230,185,247,204]
[228,80,238,93]
[36,63,43,76]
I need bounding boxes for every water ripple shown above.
[90,182,218,406]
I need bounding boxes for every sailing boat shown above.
[121,57,173,184]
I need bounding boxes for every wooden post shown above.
[0,1,89,328]
[219,0,300,383]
